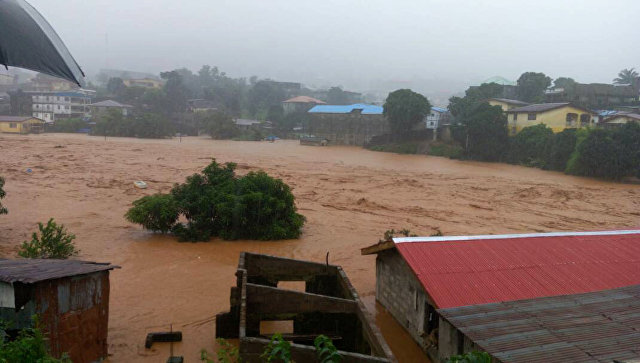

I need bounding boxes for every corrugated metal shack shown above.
[361,230,640,362]
[0,259,119,362]
[438,284,640,362]
[217,252,396,362]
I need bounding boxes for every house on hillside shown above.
[545,83,638,108]
[307,104,389,146]
[91,100,133,117]
[361,230,640,362]
[0,115,45,134]
[487,98,529,111]
[187,99,216,113]
[505,102,596,134]
[282,96,326,114]
[601,112,640,128]
[122,78,163,89]
[0,259,119,362]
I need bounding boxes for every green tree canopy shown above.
[383,89,432,135]
[448,82,504,118]
[613,68,639,86]
[453,103,508,162]
[516,72,552,103]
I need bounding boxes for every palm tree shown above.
[613,68,639,85]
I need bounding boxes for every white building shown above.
[31,89,95,122]
[425,106,449,129]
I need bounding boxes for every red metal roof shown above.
[393,231,640,309]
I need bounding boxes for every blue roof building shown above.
[308,103,383,115]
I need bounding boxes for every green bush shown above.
[461,103,509,162]
[564,128,591,175]
[575,129,625,179]
[0,176,7,215]
[51,118,86,133]
[125,194,179,233]
[369,142,419,154]
[0,317,71,363]
[507,124,554,167]
[18,219,78,259]
[126,159,305,242]
[91,109,174,139]
[447,351,491,363]
[428,143,464,159]
[200,338,240,363]
[547,128,577,171]
[315,335,342,363]
[260,333,292,363]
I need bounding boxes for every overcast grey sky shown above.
[29,0,640,93]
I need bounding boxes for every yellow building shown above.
[0,116,45,134]
[505,103,596,134]
[122,78,164,89]
[487,98,529,111]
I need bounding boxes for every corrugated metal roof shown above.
[0,259,119,284]
[431,106,448,113]
[91,100,132,108]
[282,96,326,104]
[438,284,640,363]
[308,103,383,115]
[0,116,37,122]
[393,230,640,309]
[489,98,529,106]
[507,103,571,113]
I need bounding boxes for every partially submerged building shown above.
[0,115,45,134]
[361,230,640,362]
[90,99,133,117]
[217,253,395,362]
[0,259,119,363]
[307,104,389,146]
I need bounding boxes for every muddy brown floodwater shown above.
[0,133,639,362]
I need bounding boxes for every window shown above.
[513,113,518,121]
[566,113,578,126]
[9,123,17,128]
[528,113,537,120]
[580,114,591,125]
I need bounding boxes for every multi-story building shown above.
[122,78,164,89]
[30,89,95,122]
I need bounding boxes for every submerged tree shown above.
[126,159,305,242]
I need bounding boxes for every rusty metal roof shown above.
[0,259,119,284]
[438,284,640,363]
[393,230,640,309]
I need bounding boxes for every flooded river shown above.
[1,133,638,362]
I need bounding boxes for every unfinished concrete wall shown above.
[307,113,389,146]
[375,249,429,350]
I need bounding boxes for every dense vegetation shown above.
[383,89,432,135]
[18,219,79,259]
[447,351,491,363]
[91,110,174,138]
[0,318,70,363]
[0,177,7,215]
[51,118,86,133]
[126,159,305,242]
